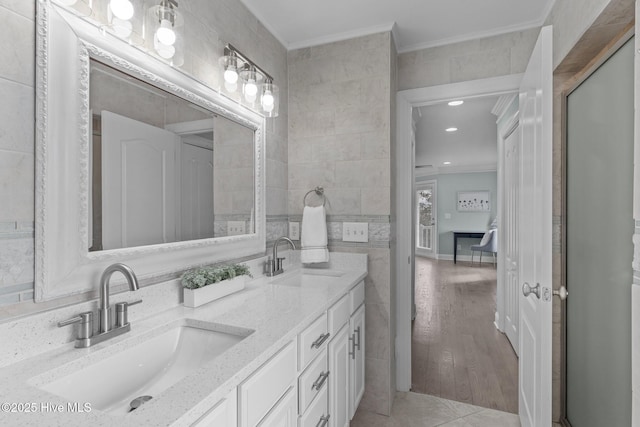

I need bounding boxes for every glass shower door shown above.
[565,37,633,427]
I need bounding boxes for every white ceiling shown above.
[415,95,503,176]
[239,0,555,52]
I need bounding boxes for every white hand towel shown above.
[301,205,330,264]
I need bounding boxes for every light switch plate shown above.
[289,222,300,240]
[227,221,245,236]
[343,222,369,243]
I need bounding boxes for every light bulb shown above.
[244,81,257,97]
[110,0,134,21]
[58,0,78,5]
[156,19,176,46]
[263,102,274,113]
[224,68,238,84]
[262,91,274,108]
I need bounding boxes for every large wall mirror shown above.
[35,1,266,301]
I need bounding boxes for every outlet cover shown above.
[289,222,300,240]
[227,221,245,236]
[343,222,369,243]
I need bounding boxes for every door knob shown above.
[553,286,568,300]
[522,282,540,299]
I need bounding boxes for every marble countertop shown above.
[0,264,367,427]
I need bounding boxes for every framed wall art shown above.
[457,191,490,212]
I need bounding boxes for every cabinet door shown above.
[191,389,237,427]
[257,386,297,427]
[239,341,296,427]
[349,304,365,419]
[329,324,349,427]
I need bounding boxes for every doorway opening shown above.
[409,93,518,413]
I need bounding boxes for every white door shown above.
[504,126,520,354]
[102,111,179,250]
[518,26,553,427]
[180,140,214,241]
[415,182,437,259]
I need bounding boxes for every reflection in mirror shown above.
[89,60,255,251]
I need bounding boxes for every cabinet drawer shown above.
[298,312,329,370]
[239,341,296,427]
[349,281,365,314]
[298,351,329,414]
[328,295,349,336]
[299,385,329,427]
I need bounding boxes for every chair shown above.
[470,229,497,266]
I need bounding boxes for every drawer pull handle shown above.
[354,326,361,351]
[311,332,330,349]
[312,371,330,391]
[349,334,355,359]
[315,414,330,427]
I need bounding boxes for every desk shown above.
[453,231,484,263]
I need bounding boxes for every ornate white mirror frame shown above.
[35,0,266,301]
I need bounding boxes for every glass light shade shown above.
[260,81,279,117]
[146,1,184,66]
[239,67,263,105]
[112,17,133,38]
[110,0,134,20]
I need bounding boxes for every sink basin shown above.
[37,320,252,415]
[271,269,346,287]
[301,268,346,277]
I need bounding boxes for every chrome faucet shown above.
[266,236,296,277]
[58,263,142,348]
[99,263,139,333]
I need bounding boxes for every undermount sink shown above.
[270,269,346,287]
[36,320,252,415]
[301,268,346,277]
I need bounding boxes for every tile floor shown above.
[351,392,521,427]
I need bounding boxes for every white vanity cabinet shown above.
[257,387,298,427]
[348,282,365,420]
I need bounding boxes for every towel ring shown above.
[303,186,326,207]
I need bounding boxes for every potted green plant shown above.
[181,263,252,308]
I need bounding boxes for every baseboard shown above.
[437,254,496,264]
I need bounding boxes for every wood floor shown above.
[411,257,519,414]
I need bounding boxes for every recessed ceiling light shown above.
[443,161,451,165]
[445,127,458,132]
[448,100,464,106]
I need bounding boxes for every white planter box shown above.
[183,276,246,308]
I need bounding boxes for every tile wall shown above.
[288,32,396,415]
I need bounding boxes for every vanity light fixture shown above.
[148,0,183,61]
[448,100,464,106]
[443,161,452,165]
[219,44,279,117]
[445,127,458,132]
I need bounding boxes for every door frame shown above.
[395,74,523,391]
[415,180,437,259]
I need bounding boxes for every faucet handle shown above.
[276,257,286,270]
[115,300,142,327]
[58,311,93,339]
